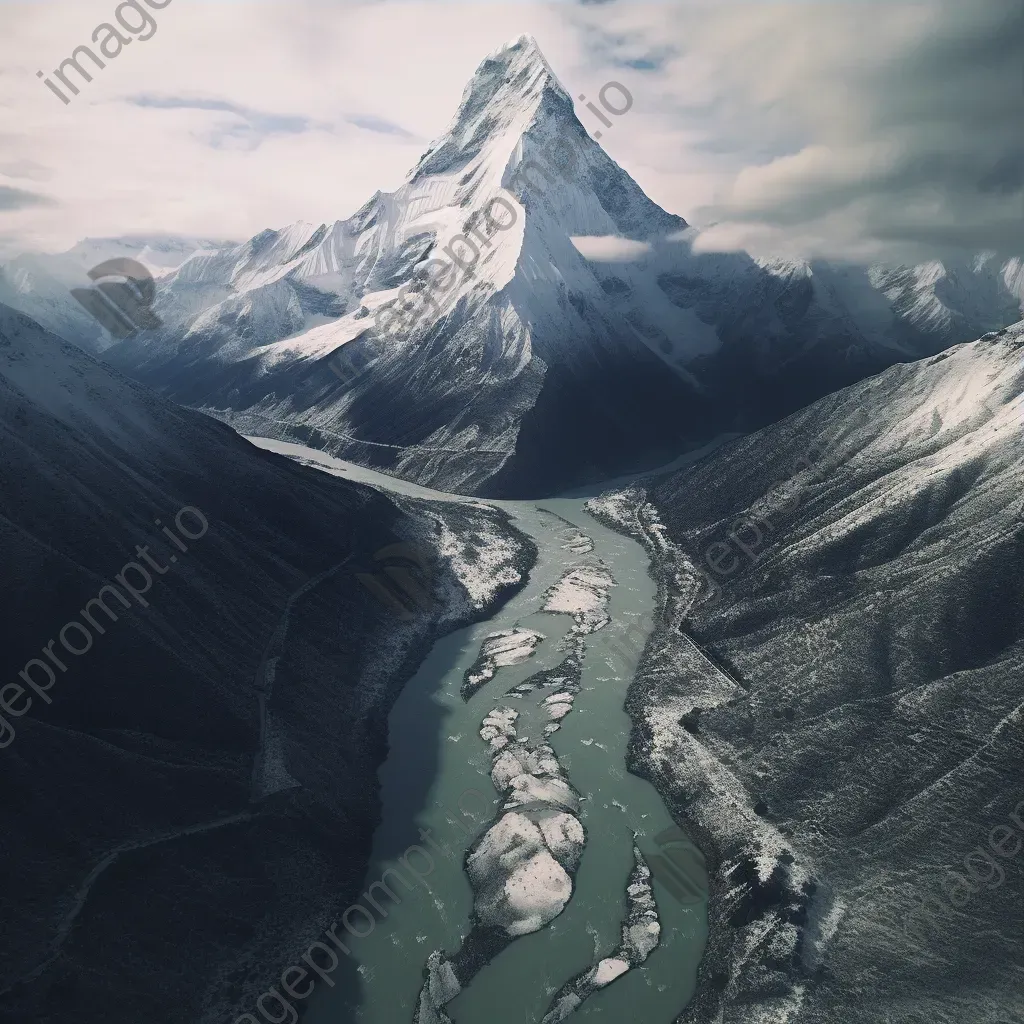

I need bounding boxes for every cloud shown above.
[0,0,1016,265]
[346,114,416,139]
[127,95,334,149]
[0,0,578,257]
[0,159,51,181]
[571,235,652,261]
[0,185,56,210]
[573,0,1024,262]
[123,97,420,154]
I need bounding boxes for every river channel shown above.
[247,439,710,1024]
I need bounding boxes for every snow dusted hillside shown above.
[620,237,1024,443]
[869,253,1024,343]
[591,321,1024,1024]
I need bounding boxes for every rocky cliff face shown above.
[591,321,1024,1024]
[0,303,535,1024]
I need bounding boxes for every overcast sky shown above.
[0,0,1020,263]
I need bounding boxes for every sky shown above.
[0,0,1021,263]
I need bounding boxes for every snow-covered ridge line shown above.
[586,485,824,1024]
[591,325,1024,1024]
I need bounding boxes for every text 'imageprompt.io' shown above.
[37,0,174,105]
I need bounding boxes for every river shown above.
[245,439,710,1024]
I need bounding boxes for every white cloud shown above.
[570,235,651,261]
[0,0,583,256]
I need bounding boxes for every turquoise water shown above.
[246,441,709,1024]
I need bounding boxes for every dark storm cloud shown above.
[577,0,1024,261]
[698,0,1024,259]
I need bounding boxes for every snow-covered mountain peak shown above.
[488,33,567,95]
[85,39,1022,497]
[466,32,571,116]
[409,34,575,187]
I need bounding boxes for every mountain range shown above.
[1,28,1022,1024]
[4,35,1022,497]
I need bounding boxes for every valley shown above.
[6,38,1020,498]
[2,12,1021,1024]
[245,439,710,1024]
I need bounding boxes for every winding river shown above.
[247,439,710,1024]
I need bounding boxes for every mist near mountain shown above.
[0,235,232,355]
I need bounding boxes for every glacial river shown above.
[246,439,710,1024]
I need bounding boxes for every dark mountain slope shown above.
[0,304,533,1024]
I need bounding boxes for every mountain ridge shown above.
[4,37,1023,497]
